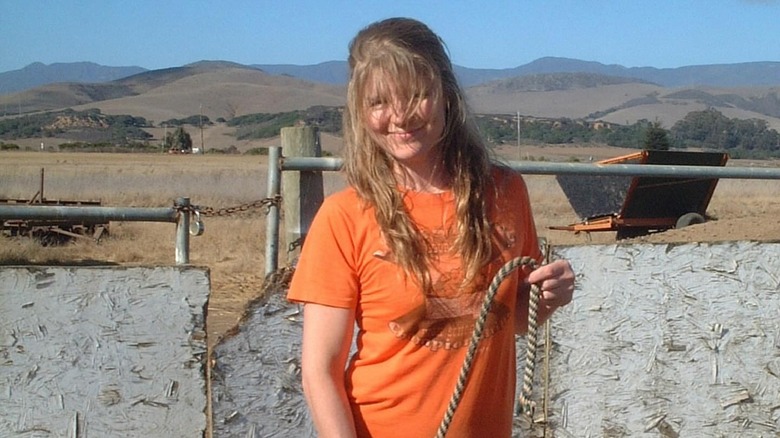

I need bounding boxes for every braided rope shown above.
[435,256,538,438]
[517,280,541,417]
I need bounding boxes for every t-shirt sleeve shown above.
[518,177,543,263]
[500,167,543,263]
[286,194,360,309]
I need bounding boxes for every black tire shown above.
[676,212,706,229]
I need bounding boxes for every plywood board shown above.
[212,242,780,437]
[545,242,780,436]
[0,266,209,438]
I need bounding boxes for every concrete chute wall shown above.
[4,244,773,436]
[212,242,780,437]
[0,266,209,438]
[550,242,780,436]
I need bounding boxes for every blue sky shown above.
[2,1,779,73]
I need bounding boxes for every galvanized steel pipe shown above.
[265,146,283,276]
[281,156,780,179]
[174,197,190,265]
[0,205,178,222]
[510,161,780,179]
[0,201,192,265]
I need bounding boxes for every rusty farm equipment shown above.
[551,149,729,239]
[1,169,109,245]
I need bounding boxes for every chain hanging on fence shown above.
[173,195,282,237]
[192,195,283,217]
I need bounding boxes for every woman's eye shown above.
[413,91,432,100]
[368,98,386,107]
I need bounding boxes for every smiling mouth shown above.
[390,127,423,138]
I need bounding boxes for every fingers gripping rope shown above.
[435,256,541,438]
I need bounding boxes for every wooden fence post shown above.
[281,126,323,264]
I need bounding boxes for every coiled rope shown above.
[435,254,544,437]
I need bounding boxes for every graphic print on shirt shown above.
[387,221,517,352]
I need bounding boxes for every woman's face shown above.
[364,76,446,170]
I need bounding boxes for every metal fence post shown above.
[175,197,190,265]
[265,147,282,277]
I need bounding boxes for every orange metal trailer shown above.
[551,150,729,239]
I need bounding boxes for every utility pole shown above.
[163,122,168,151]
[516,111,521,160]
[199,104,204,154]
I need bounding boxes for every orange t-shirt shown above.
[288,166,541,438]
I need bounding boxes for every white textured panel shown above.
[548,242,780,436]
[0,266,209,438]
[211,242,780,437]
[211,291,313,438]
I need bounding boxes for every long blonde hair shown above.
[344,17,494,294]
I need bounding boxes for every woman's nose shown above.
[387,101,414,126]
[387,105,404,124]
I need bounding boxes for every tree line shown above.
[0,108,151,144]
[1,105,778,158]
[227,106,342,140]
[475,108,780,158]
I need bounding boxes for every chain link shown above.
[186,195,282,217]
[287,237,304,253]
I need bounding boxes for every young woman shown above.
[287,17,575,437]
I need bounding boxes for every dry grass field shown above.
[1,146,779,351]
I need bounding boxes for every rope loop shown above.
[435,256,541,438]
[517,280,542,418]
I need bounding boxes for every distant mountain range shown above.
[2,59,779,135]
[255,57,780,89]
[2,57,780,95]
[0,62,146,95]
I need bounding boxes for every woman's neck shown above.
[394,162,451,193]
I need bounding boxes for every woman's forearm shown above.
[302,369,356,438]
[300,303,358,437]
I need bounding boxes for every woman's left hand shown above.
[527,259,575,310]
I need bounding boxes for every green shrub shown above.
[245,147,269,156]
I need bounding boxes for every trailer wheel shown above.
[676,212,706,229]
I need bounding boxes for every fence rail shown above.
[5,137,778,273]
[0,197,196,264]
[269,140,780,275]
[281,156,780,179]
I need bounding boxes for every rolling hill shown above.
[465,74,780,130]
[4,57,780,95]
[1,61,346,123]
[2,59,780,142]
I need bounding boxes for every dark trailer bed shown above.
[551,150,729,239]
